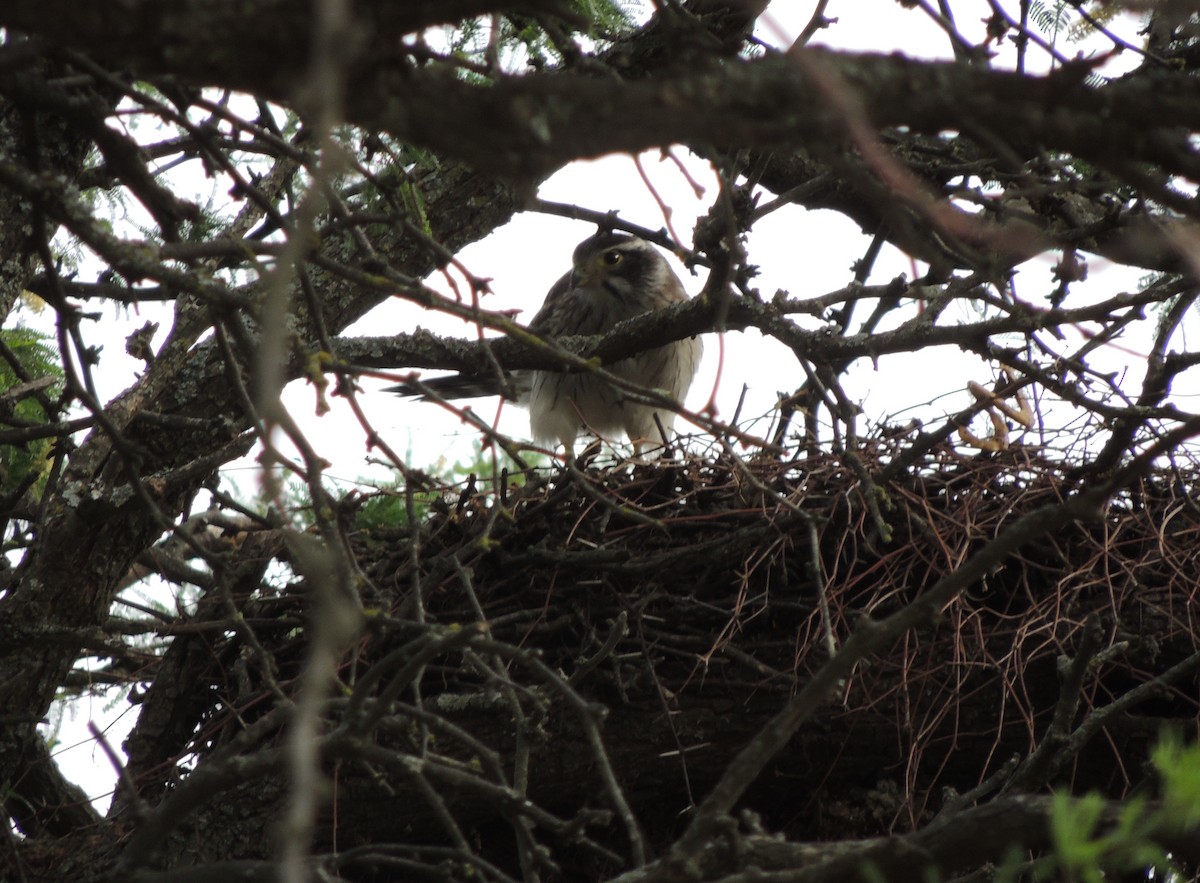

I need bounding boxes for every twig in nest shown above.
[958,367,1035,452]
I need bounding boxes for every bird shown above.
[395,231,703,458]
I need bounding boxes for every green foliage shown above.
[1028,1,1074,41]
[353,481,418,531]
[355,442,545,530]
[442,1,637,72]
[1046,731,1200,883]
[0,326,64,500]
[1049,793,1163,883]
[573,0,637,34]
[1065,3,1120,45]
[177,202,229,245]
[274,442,547,531]
[1027,1,1121,51]
[1153,730,1200,830]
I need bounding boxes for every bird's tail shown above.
[386,373,524,402]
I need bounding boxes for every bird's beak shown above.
[572,254,603,288]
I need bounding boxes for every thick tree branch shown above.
[0,0,574,98]
[689,795,1200,883]
[337,277,1174,380]
[4,6,1200,187]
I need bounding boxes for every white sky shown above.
[31,1,1194,812]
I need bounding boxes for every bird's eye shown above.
[602,249,624,266]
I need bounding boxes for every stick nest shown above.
[347,436,1200,834]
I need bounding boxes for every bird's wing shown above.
[528,269,575,335]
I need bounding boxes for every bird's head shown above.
[569,232,664,303]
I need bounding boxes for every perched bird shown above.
[397,231,703,457]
